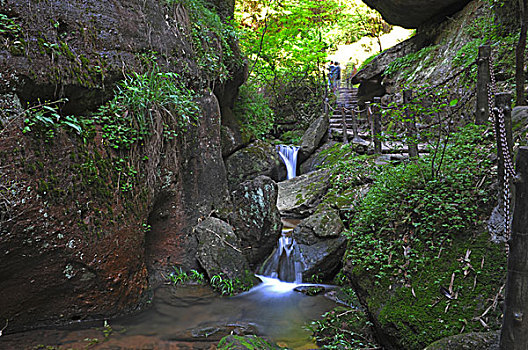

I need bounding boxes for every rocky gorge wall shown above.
[0,0,276,333]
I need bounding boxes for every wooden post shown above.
[341,106,348,144]
[403,90,419,158]
[516,0,528,106]
[373,97,382,154]
[500,146,528,350]
[351,108,359,141]
[477,45,491,124]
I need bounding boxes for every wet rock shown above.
[424,331,499,350]
[277,169,330,218]
[224,140,282,189]
[296,236,347,282]
[218,335,283,350]
[363,0,472,28]
[299,115,330,163]
[231,176,282,267]
[299,141,338,175]
[194,218,251,282]
[293,285,326,296]
[166,321,259,342]
[295,207,344,242]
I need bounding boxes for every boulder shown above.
[217,335,283,350]
[224,140,282,189]
[352,36,424,103]
[231,176,282,267]
[277,169,330,218]
[293,208,347,281]
[295,236,347,282]
[194,217,251,282]
[362,0,472,28]
[220,125,242,158]
[299,115,329,162]
[424,331,499,350]
[295,207,344,241]
[299,141,338,175]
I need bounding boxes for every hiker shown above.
[327,61,335,89]
[332,62,341,92]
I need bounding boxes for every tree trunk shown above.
[516,0,528,106]
[500,146,528,350]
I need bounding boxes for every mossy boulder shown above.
[231,175,282,268]
[224,140,283,189]
[299,115,329,163]
[299,141,338,175]
[217,335,283,350]
[276,169,330,218]
[344,229,506,350]
[424,331,499,350]
[194,217,251,282]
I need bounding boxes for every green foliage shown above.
[309,306,377,349]
[166,0,240,86]
[384,45,438,79]
[233,82,274,140]
[358,51,380,70]
[279,130,303,145]
[217,334,283,349]
[0,13,24,54]
[168,267,205,285]
[342,124,503,348]
[22,99,92,142]
[210,272,253,296]
[95,64,199,150]
[452,38,485,68]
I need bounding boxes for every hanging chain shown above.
[487,50,515,238]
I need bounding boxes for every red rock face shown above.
[0,0,242,332]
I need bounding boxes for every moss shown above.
[351,228,505,350]
[217,335,282,350]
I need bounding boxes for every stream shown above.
[1,145,339,350]
[0,275,338,350]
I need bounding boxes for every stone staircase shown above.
[328,87,429,156]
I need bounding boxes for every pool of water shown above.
[0,277,338,349]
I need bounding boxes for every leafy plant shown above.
[167,267,205,285]
[233,82,274,140]
[95,64,199,150]
[210,273,253,296]
[22,98,92,142]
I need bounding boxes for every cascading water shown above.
[260,225,303,284]
[277,144,300,180]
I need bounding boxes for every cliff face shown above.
[0,0,245,331]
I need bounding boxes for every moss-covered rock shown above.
[217,335,284,350]
[231,175,282,268]
[224,140,283,189]
[424,331,499,350]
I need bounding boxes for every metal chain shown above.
[488,50,515,238]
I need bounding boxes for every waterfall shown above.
[277,145,300,180]
[259,228,303,283]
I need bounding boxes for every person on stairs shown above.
[327,61,335,90]
[332,62,341,92]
